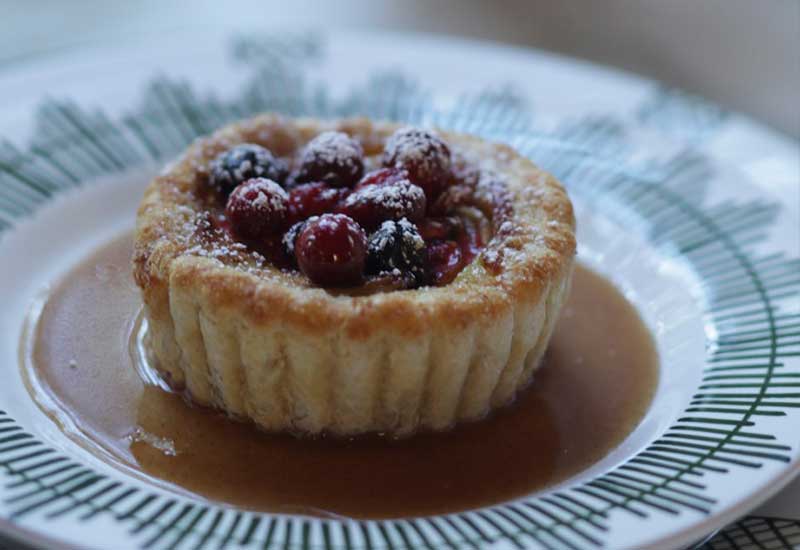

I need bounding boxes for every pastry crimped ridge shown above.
[133,114,576,436]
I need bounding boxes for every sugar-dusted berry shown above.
[210,144,288,195]
[427,240,464,286]
[287,182,350,224]
[382,126,451,199]
[337,179,426,231]
[366,219,427,287]
[296,131,364,187]
[225,178,289,241]
[295,213,367,286]
[355,167,410,190]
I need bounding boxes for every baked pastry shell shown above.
[134,115,576,436]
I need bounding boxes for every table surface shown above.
[1,0,798,140]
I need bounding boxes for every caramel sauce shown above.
[22,232,658,519]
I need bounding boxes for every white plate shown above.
[0,29,797,550]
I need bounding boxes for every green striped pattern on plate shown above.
[703,516,800,550]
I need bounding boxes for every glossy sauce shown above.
[22,232,659,519]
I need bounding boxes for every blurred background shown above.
[1,0,798,139]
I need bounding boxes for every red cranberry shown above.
[355,167,410,190]
[457,217,484,261]
[287,182,350,224]
[382,127,452,200]
[428,184,476,217]
[427,240,464,286]
[254,236,292,269]
[337,179,426,231]
[225,178,289,241]
[418,217,463,242]
[296,131,364,188]
[295,214,367,287]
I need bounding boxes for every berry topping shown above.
[225,178,289,241]
[282,220,307,260]
[366,219,427,287]
[427,240,465,286]
[418,216,464,242]
[296,131,364,187]
[382,126,452,199]
[203,125,494,291]
[337,179,426,231]
[355,167,410,190]
[287,182,350,224]
[295,213,367,287]
[210,144,288,195]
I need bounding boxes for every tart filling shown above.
[134,115,576,436]
[187,124,512,291]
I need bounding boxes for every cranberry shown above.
[382,127,452,199]
[355,167,410,190]
[296,131,364,187]
[210,144,288,195]
[366,219,427,287]
[428,184,476,217]
[337,179,426,231]
[417,217,463,242]
[287,182,350,223]
[225,178,289,241]
[295,214,367,286]
[457,217,484,261]
[427,240,464,286]
[255,236,292,268]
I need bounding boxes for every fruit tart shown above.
[133,115,576,436]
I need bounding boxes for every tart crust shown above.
[133,115,576,436]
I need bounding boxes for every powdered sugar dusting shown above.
[127,427,177,456]
[297,131,364,185]
[373,219,425,255]
[350,179,423,213]
[366,218,427,285]
[383,126,451,186]
[153,121,560,290]
[170,210,267,273]
[230,178,288,216]
[209,143,288,192]
[307,131,362,166]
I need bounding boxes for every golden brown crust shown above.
[133,114,576,435]
[134,115,575,338]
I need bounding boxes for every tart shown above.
[133,115,576,436]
